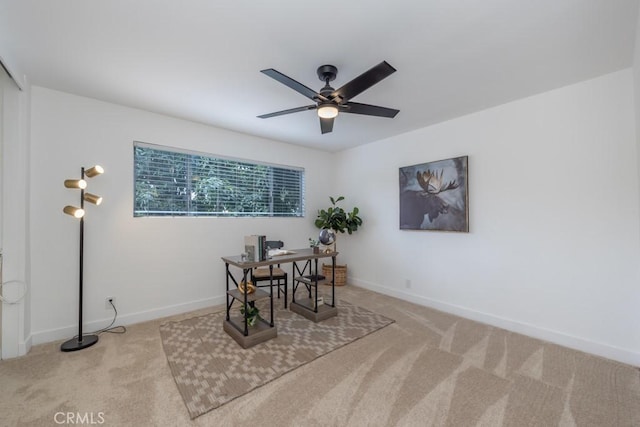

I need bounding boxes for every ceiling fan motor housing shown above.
[317,65,337,83]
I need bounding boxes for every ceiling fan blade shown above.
[331,61,396,102]
[342,102,399,118]
[261,69,328,102]
[258,105,316,119]
[320,117,334,134]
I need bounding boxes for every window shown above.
[133,142,304,217]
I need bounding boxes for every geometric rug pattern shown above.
[160,299,394,419]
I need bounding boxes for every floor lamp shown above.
[61,165,104,352]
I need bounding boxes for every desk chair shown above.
[252,240,288,308]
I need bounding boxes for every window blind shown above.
[133,142,304,217]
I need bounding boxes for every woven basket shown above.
[322,264,347,286]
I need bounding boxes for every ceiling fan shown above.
[258,61,400,134]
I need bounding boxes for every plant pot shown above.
[312,246,320,254]
[322,264,347,286]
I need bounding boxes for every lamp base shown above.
[60,334,99,352]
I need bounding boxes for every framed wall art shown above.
[399,156,468,232]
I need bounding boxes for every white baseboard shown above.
[350,277,640,367]
[31,295,225,346]
[19,334,32,356]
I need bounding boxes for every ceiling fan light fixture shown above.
[317,104,338,119]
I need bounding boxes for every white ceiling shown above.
[1,0,638,152]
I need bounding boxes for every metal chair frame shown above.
[251,240,288,308]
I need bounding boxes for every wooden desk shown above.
[221,248,338,348]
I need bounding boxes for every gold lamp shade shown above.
[83,193,103,205]
[64,179,87,189]
[63,205,85,218]
[85,165,104,178]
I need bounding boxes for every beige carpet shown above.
[160,300,394,418]
[0,285,639,426]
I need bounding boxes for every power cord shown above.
[73,299,126,339]
[0,280,28,304]
[2,279,125,337]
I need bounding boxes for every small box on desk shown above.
[244,235,267,261]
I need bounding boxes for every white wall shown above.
[335,69,640,366]
[634,5,640,250]
[0,66,30,358]
[29,87,333,344]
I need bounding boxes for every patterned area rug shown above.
[160,299,394,419]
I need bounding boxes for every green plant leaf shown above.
[240,305,261,327]
[314,196,362,234]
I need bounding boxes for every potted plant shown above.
[240,304,261,327]
[314,196,363,285]
[309,238,320,254]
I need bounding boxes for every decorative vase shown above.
[238,280,256,294]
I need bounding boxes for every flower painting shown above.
[399,156,468,232]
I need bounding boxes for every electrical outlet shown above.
[105,297,115,310]
[405,279,411,289]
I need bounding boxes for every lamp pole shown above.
[79,167,84,340]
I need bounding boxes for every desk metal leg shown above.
[288,254,338,322]
[291,262,296,305]
[269,265,274,327]
[331,255,336,307]
[242,268,249,336]
[284,272,288,309]
[225,263,230,321]
[314,258,319,313]
[291,260,311,304]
